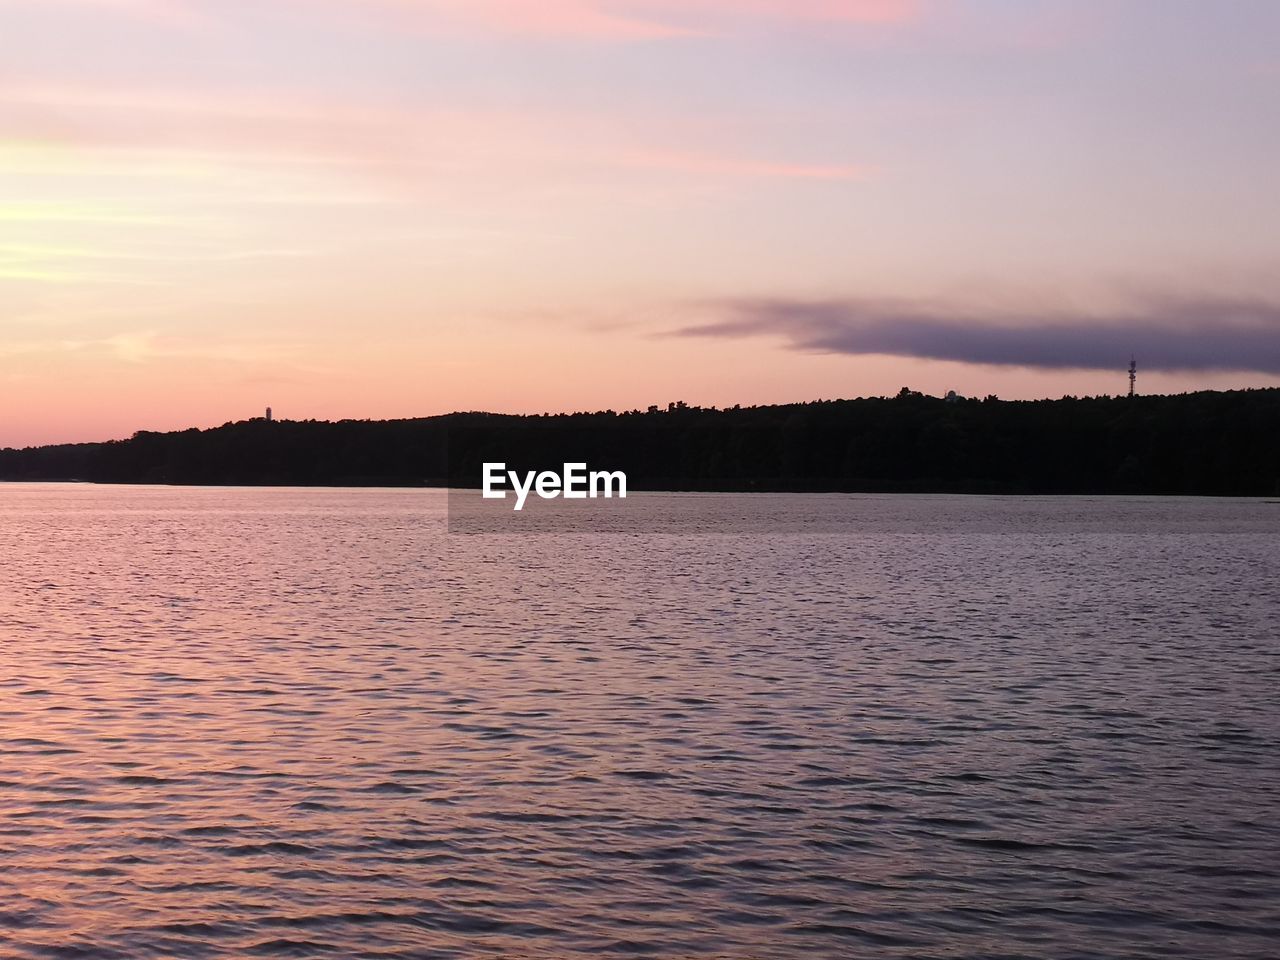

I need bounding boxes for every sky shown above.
[2,0,1278,446]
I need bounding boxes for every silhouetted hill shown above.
[2,388,1279,495]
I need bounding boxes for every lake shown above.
[1,485,1277,958]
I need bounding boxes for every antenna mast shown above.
[1128,357,1137,398]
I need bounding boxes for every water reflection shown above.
[0,485,1277,958]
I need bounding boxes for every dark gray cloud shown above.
[672,296,1280,373]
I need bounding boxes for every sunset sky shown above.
[2,0,1278,446]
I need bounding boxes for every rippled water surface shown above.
[2,485,1278,958]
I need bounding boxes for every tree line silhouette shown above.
[2,388,1278,495]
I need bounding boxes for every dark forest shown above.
[2,388,1278,495]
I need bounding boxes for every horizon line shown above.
[6,384,1278,451]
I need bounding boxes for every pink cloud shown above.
[310,0,694,39]
[354,0,922,39]
[0,83,873,191]
[643,0,922,25]
[431,0,699,38]
[4,0,924,38]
